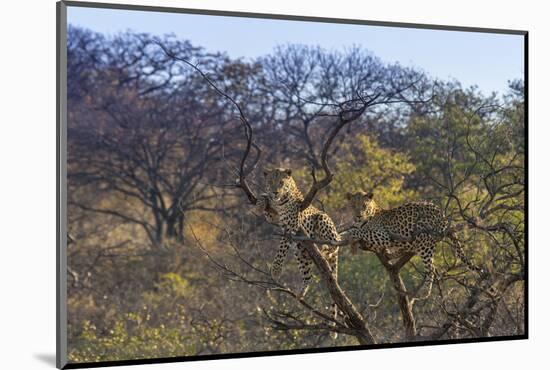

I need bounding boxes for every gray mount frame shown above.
[57,2,68,368]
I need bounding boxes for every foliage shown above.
[324,134,417,210]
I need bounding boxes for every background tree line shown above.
[66,26,525,362]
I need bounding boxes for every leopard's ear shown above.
[366,191,374,199]
[284,168,292,176]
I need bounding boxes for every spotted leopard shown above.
[258,168,341,301]
[342,191,480,298]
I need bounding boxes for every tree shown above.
[68,29,259,247]
[405,82,525,338]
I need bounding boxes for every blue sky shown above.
[68,6,524,96]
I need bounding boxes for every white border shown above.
[2,1,546,369]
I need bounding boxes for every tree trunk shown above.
[378,252,417,340]
[388,267,417,340]
[301,241,377,345]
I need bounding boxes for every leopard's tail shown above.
[447,231,484,275]
[440,214,484,274]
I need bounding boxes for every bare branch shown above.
[155,41,260,204]
[299,94,380,211]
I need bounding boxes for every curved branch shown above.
[299,94,380,211]
[296,228,377,344]
[156,41,259,204]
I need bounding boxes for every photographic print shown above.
[57,1,527,368]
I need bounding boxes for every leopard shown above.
[257,168,341,332]
[341,190,481,298]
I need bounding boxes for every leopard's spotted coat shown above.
[258,168,341,299]
[342,191,480,298]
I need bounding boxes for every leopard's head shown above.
[263,168,296,202]
[345,191,378,219]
